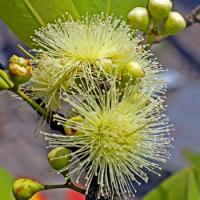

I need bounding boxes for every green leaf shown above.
[71,0,148,18]
[143,168,189,200]
[0,0,148,46]
[188,172,200,200]
[0,167,15,200]
[182,148,200,167]
[182,148,200,185]
[143,167,200,200]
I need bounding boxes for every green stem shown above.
[0,69,47,117]
[14,89,47,117]
[44,181,85,195]
[0,70,14,88]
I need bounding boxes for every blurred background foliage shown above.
[143,149,200,200]
[0,0,200,200]
[0,168,15,200]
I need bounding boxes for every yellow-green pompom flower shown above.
[42,76,173,199]
[27,14,162,111]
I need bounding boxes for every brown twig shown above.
[185,4,200,27]
[44,180,85,194]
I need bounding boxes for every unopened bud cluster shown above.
[128,0,186,36]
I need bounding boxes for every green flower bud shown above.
[123,61,145,79]
[148,0,172,23]
[128,7,150,32]
[13,178,44,200]
[64,116,84,135]
[0,77,9,90]
[161,11,186,35]
[8,55,32,85]
[48,147,72,173]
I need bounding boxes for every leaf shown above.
[188,172,200,200]
[71,0,148,18]
[143,167,200,200]
[0,0,80,45]
[182,148,200,185]
[182,148,200,167]
[0,167,15,200]
[0,0,148,46]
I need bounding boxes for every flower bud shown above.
[13,178,44,200]
[64,116,84,135]
[8,55,32,85]
[48,147,72,173]
[161,12,186,35]
[0,77,9,90]
[128,7,150,32]
[123,61,145,79]
[148,0,172,23]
